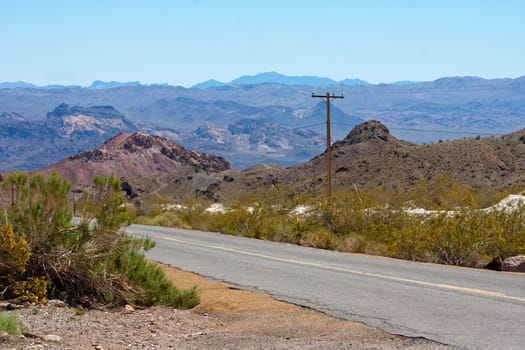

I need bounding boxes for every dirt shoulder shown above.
[2,264,458,349]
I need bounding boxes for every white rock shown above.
[205,203,228,214]
[47,299,66,307]
[43,334,62,342]
[289,205,313,217]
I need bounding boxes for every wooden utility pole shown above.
[311,92,344,200]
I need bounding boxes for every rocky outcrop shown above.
[341,120,395,145]
[41,132,230,187]
[0,112,26,122]
[46,103,137,137]
[0,104,139,171]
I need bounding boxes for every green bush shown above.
[0,172,198,308]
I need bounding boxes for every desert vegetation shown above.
[0,311,27,336]
[0,172,199,310]
[134,174,525,268]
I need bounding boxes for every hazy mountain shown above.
[293,102,364,140]
[46,103,137,137]
[179,118,327,169]
[191,79,226,89]
[229,72,340,86]
[0,104,138,170]
[88,80,142,89]
[191,72,370,88]
[0,81,38,89]
[0,82,82,89]
[391,80,420,85]
[339,78,370,86]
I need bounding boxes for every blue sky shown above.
[1,0,524,87]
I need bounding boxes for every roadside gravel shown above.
[1,264,460,349]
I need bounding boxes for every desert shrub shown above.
[300,227,338,250]
[0,224,31,277]
[0,223,46,304]
[317,189,388,239]
[380,207,525,266]
[1,172,72,253]
[421,212,485,265]
[363,210,424,260]
[0,311,27,336]
[170,198,215,231]
[130,193,174,219]
[134,205,189,229]
[409,174,477,209]
[131,183,525,268]
[200,203,287,240]
[109,238,199,308]
[479,206,525,258]
[0,172,198,309]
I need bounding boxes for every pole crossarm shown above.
[311,93,344,99]
[311,92,344,200]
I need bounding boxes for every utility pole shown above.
[312,92,344,200]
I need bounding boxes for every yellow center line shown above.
[155,234,525,303]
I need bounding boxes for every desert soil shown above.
[1,263,458,350]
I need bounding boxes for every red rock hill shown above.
[41,132,230,187]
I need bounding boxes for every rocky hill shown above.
[46,103,137,138]
[41,132,230,187]
[126,120,525,201]
[0,104,138,170]
[288,120,525,192]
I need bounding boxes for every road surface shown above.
[127,224,525,350]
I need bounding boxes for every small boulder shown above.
[486,255,525,272]
[502,255,525,272]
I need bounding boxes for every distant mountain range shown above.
[0,72,400,90]
[0,73,524,171]
[0,81,83,89]
[0,80,165,90]
[192,72,371,88]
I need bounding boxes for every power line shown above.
[250,121,508,137]
[388,127,504,136]
[331,83,523,96]
[329,122,505,136]
[291,122,325,131]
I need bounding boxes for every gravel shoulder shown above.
[1,263,459,349]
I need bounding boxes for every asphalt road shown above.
[127,224,525,350]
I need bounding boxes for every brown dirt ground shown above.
[2,264,458,349]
